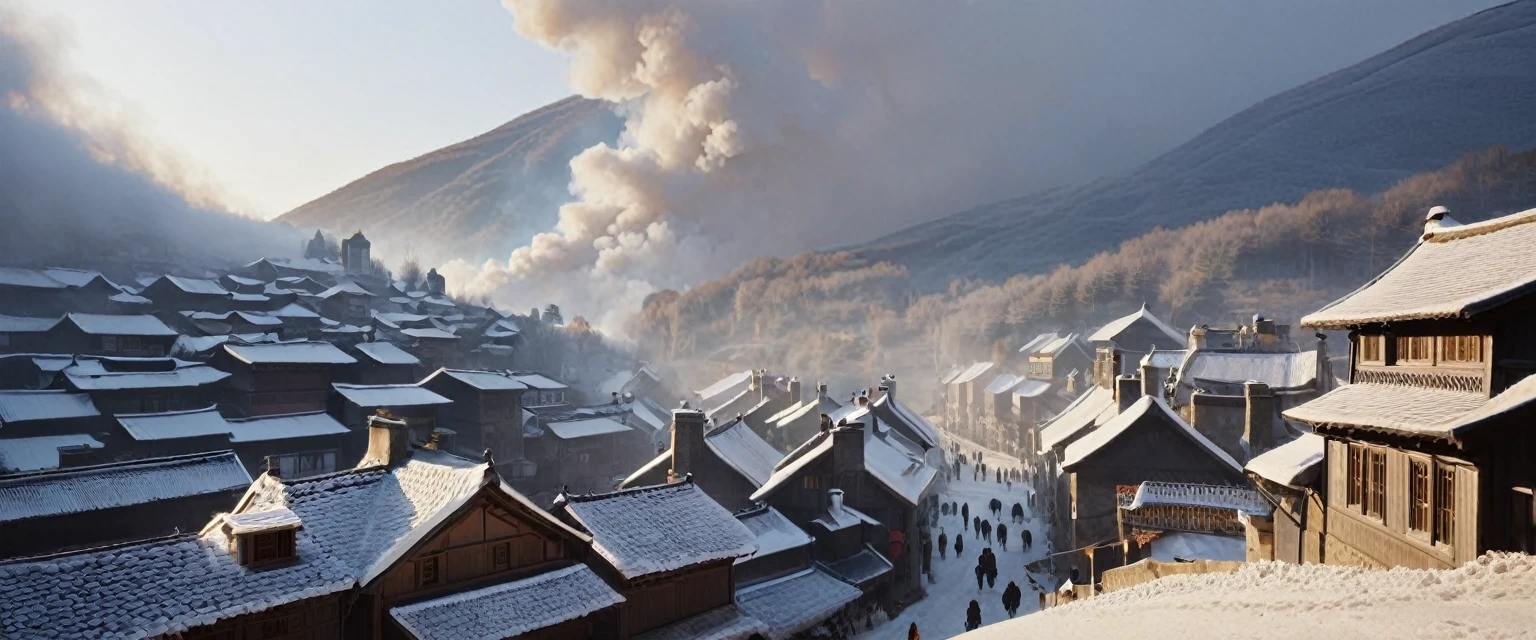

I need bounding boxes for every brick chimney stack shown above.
[1116,375,1141,412]
[364,415,411,467]
[787,377,803,405]
[832,420,865,483]
[1243,381,1275,459]
[1140,351,1163,400]
[669,403,707,483]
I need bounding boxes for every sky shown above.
[17,0,572,219]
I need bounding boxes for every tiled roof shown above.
[333,383,451,408]
[736,506,812,560]
[560,482,758,580]
[0,314,59,333]
[389,563,624,640]
[545,416,633,440]
[1087,304,1184,346]
[117,407,232,441]
[1245,433,1325,487]
[65,313,178,336]
[0,434,104,473]
[1304,206,1536,328]
[0,390,100,424]
[161,275,229,296]
[226,412,350,442]
[224,341,357,365]
[1062,396,1242,474]
[65,363,229,391]
[1037,386,1116,452]
[1283,376,1536,442]
[630,604,767,640]
[1127,481,1270,516]
[705,418,782,487]
[0,451,250,524]
[1178,350,1318,389]
[818,544,894,585]
[737,568,862,639]
[355,341,420,365]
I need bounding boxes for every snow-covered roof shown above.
[962,553,1536,639]
[1149,531,1247,563]
[109,291,152,305]
[117,406,232,441]
[269,302,320,319]
[224,274,264,287]
[631,604,768,640]
[1127,481,1270,516]
[224,341,357,365]
[873,393,942,449]
[705,419,783,487]
[1037,332,1085,357]
[560,481,758,580]
[819,544,894,585]
[355,341,420,365]
[754,433,834,502]
[316,282,373,299]
[629,398,668,432]
[1304,206,1536,328]
[1088,304,1184,346]
[1283,383,1488,441]
[1179,350,1318,389]
[223,507,301,535]
[186,310,284,327]
[65,362,229,391]
[1018,332,1059,354]
[0,390,100,424]
[736,568,861,639]
[483,318,521,338]
[0,451,250,524]
[0,266,70,289]
[545,416,632,440]
[0,314,60,333]
[736,506,812,560]
[427,368,528,391]
[697,370,753,401]
[403,327,458,340]
[0,434,104,473]
[512,372,567,390]
[768,393,843,429]
[755,421,935,506]
[985,373,1026,395]
[1013,379,1052,398]
[65,313,178,336]
[1142,348,1189,370]
[811,498,881,531]
[389,563,625,640]
[1037,385,1116,452]
[161,275,230,296]
[333,383,451,408]
[951,361,996,385]
[226,411,350,442]
[1062,396,1243,474]
[1245,433,1325,488]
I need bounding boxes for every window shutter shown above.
[1454,465,1479,564]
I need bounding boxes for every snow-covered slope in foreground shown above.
[962,554,1536,639]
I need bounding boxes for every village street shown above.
[859,436,1050,640]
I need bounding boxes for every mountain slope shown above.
[278,96,622,267]
[850,0,1536,290]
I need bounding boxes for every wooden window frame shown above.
[101,335,118,352]
[417,556,441,587]
[1366,449,1386,522]
[1434,464,1456,549]
[121,336,143,352]
[1358,335,1384,365]
[1408,456,1432,538]
[247,530,296,565]
[491,542,511,571]
[1438,335,1484,368]
[1396,336,1434,365]
[1346,444,1366,510]
[802,475,820,491]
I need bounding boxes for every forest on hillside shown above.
[628,147,1536,404]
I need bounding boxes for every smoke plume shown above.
[445,0,1500,334]
[0,7,300,270]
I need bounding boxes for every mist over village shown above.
[3,1,1536,638]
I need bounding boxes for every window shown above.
[101,335,118,352]
[248,530,295,564]
[1367,449,1386,520]
[492,542,511,571]
[1359,335,1384,363]
[1440,336,1483,364]
[1435,466,1456,545]
[1409,459,1431,534]
[418,556,440,586]
[802,475,820,490]
[0,333,9,347]
[1347,445,1366,508]
[1397,336,1433,364]
[121,336,142,352]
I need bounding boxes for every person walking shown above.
[1002,581,1022,618]
[954,534,964,558]
[938,529,948,560]
[973,516,981,539]
[908,622,920,640]
[974,561,985,590]
[965,600,982,632]
[982,519,992,544]
[962,503,969,527]
[997,523,1008,551]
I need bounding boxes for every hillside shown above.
[851,0,1536,290]
[277,96,622,267]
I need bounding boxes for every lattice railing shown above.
[1352,368,1483,392]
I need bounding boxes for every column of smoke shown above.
[0,9,299,269]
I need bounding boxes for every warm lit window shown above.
[1440,336,1483,364]
[1436,466,1456,545]
[1367,449,1386,520]
[802,475,820,490]
[1359,335,1384,363]
[1397,336,1433,363]
[1409,459,1431,534]
[418,556,440,586]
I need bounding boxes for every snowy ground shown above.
[958,553,1536,639]
[858,435,1049,640]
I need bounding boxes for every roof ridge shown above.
[0,531,198,566]
[0,449,239,481]
[564,478,695,503]
[1424,205,1536,243]
[114,404,221,418]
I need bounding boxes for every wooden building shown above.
[1283,205,1536,568]
[57,356,229,414]
[1244,432,1326,564]
[942,362,994,443]
[419,368,534,480]
[42,313,180,357]
[140,275,240,312]
[732,504,865,638]
[1088,304,1185,388]
[0,267,120,317]
[525,402,650,497]
[350,341,423,385]
[620,408,783,512]
[0,389,106,439]
[314,281,376,326]
[214,341,357,417]
[554,480,767,638]
[760,382,844,451]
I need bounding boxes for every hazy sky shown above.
[20,0,572,219]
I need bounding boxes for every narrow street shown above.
[859,436,1050,640]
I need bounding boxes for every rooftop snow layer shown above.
[0,451,250,523]
[0,266,69,289]
[1179,350,1318,389]
[736,568,861,638]
[1283,383,1487,440]
[389,563,625,640]
[225,412,350,442]
[1305,206,1536,328]
[0,390,101,424]
[1245,433,1325,487]
[544,416,632,440]
[333,383,451,408]
[985,373,1025,395]
[223,507,301,534]
[403,327,458,340]
[561,482,758,580]
[630,604,767,640]
[1037,386,1116,452]
[512,372,567,390]
[0,434,105,473]
[429,368,528,390]
[66,313,178,336]
[705,419,783,487]
[951,362,995,385]
[65,363,229,391]
[1127,481,1270,516]
[819,544,894,585]
[697,370,753,400]
[1013,379,1052,398]
[1018,332,1059,354]
[161,275,229,296]
[736,506,812,560]
[1088,304,1184,346]
[225,341,357,365]
[117,407,232,441]
[355,341,421,365]
[1062,396,1242,474]
[0,314,60,333]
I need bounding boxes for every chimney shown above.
[364,415,411,467]
[817,382,829,398]
[750,369,764,399]
[55,444,99,469]
[881,374,897,402]
[787,377,803,405]
[828,488,845,515]
[1243,381,1275,458]
[669,403,707,483]
[832,420,865,480]
[611,391,620,404]
[1315,333,1332,392]
[819,413,833,433]
[1116,375,1141,412]
[1424,205,1458,237]
[1188,325,1207,351]
[1139,353,1162,400]
[1065,370,1078,395]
